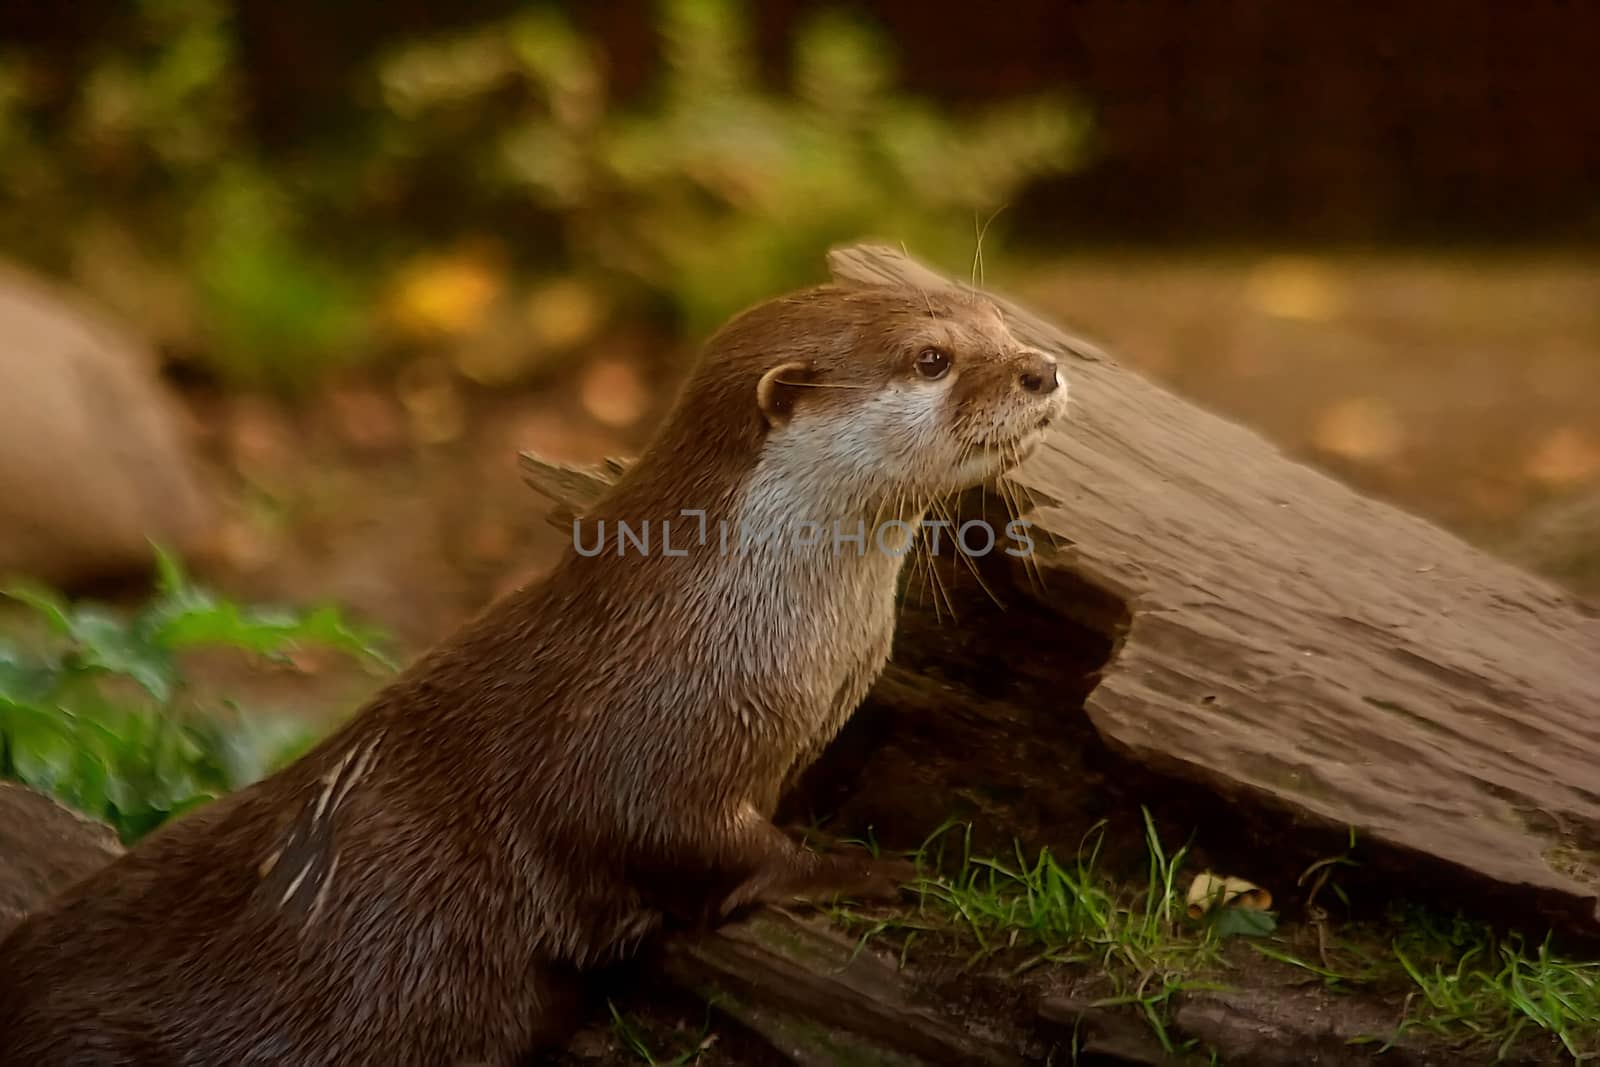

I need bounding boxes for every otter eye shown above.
[914,347,951,380]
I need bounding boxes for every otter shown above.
[0,279,1067,1065]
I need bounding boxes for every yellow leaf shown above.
[388,249,504,338]
[1186,871,1273,919]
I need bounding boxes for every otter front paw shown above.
[812,852,918,905]
[721,850,918,917]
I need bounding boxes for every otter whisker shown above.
[993,458,1025,551]
[916,500,958,624]
[928,542,956,622]
[908,531,934,614]
[907,526,945,622]
[971,205,1007,289]
[997,447,1046,596]
[971,215,981,289]
[933,492,1003,613]
[900,240,939,319]
[772,380,874,390]
[907,489,956,625]
[907,529,935,621]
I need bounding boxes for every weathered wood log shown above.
[657,911,1023,1066]
[1041,986,1446,1067]
[0,782,122,939]
[520,243,1600,1062]
[524,242,1600,938]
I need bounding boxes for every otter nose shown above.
[1017,353,1060,395]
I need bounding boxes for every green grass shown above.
[0,547,390,841]
[1298,909,1599,1062]
[608,1001,716,1066]
[829,811,1252,1055]
[1394,931,1599,1059]
[829,813,1600,1062]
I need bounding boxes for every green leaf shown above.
[1212,907,1279,939]
[68,741,111,818]
[145,590,389,669]
[69,608,176,703]
[8,711,80,798]
[0,640,58,702]
[151,542,189,598]
[2,570,378,841]
[188,708,317,788]
[3,583,74,635]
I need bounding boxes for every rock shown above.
[0,262,212,587]
[0,782,122,939]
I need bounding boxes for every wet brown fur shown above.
[0,281,1065,1066]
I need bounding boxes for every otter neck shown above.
[731,437,926,567]
[579,428,925,675]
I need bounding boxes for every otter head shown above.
[710,282,1068,511]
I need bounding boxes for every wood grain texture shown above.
[659,910,1022,1066]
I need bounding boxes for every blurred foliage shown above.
[375,0,1085,334]
[0,0,370,390]
[0,0,1084,393]
[0,548,389,841]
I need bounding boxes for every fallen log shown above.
[0,782,122,939]
[655,910,1024,1066]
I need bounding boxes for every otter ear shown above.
[756,361,814,429]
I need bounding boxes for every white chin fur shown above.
[948,438,1032,491]
[952,452,1003,487]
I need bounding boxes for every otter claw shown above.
[804,853,919,906]
[848,857,920,902]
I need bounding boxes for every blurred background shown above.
[0,0,1596,677]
